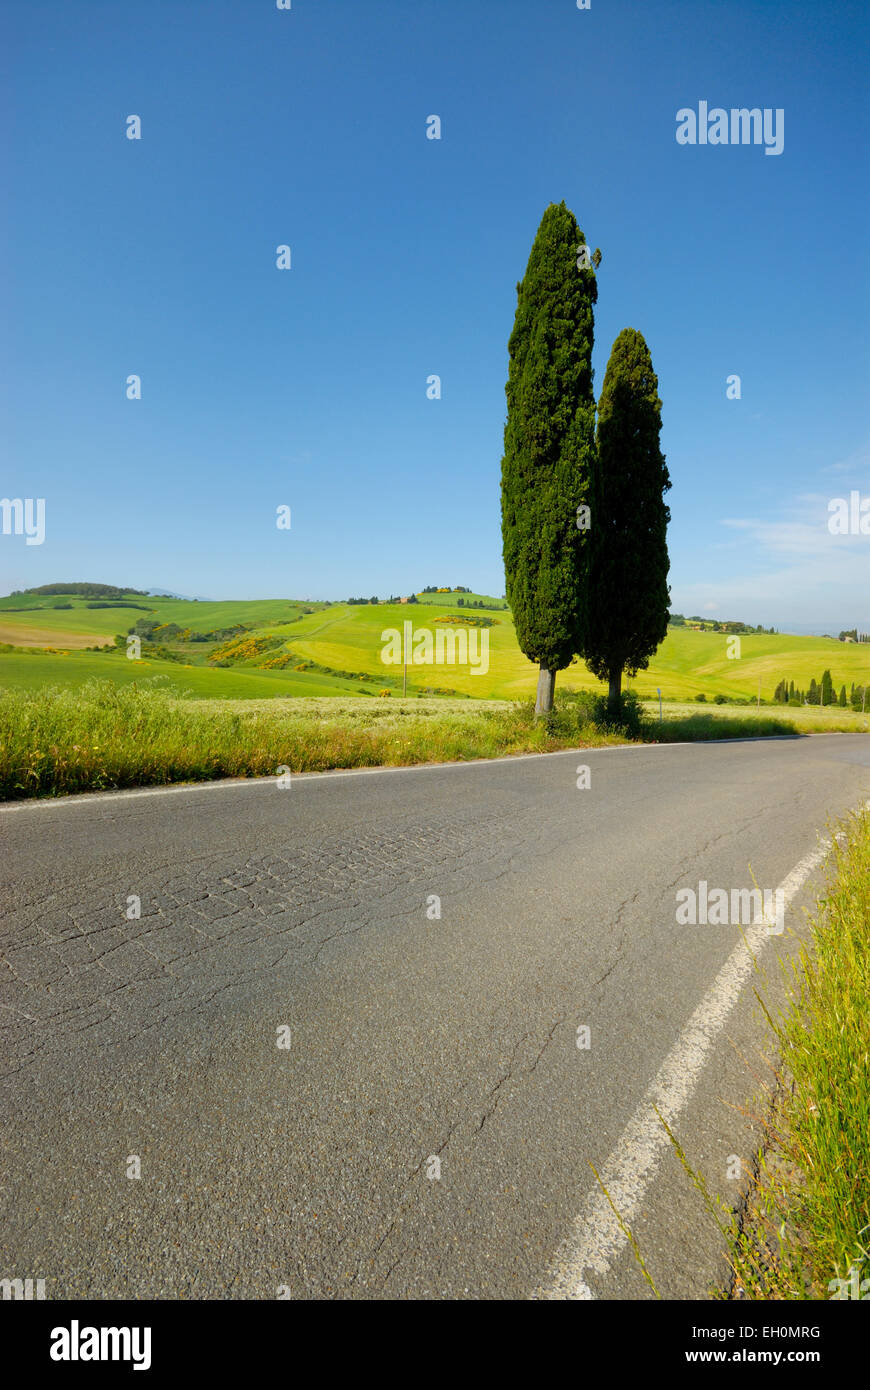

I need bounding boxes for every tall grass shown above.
[0,677,854,801]
[719,808,870,1299]
[0,678,632,800]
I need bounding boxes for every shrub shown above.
[552,688,645,738]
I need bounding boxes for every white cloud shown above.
[673,489,870,630]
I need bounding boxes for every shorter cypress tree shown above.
[583,328,671,707]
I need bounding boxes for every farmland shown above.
[1,588,868,707]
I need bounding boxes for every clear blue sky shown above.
[2,0,868,632]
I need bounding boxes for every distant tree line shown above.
[456,597,507,611]
[86,601,151,610]
[669,613,777,634]
[773,671,868,710]
[11,583,149,599]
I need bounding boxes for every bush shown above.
[713,693,727,704]
[695,693,707,702]
[592,689,645,736]
[555,688,645,737]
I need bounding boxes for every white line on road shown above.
[531,817,861,1301]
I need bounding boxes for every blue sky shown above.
[2,0,868,632]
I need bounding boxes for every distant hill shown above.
[1,593,868,704]
[10,582,149,600]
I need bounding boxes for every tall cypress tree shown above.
[583,328,671,707]
[501,201,599,714]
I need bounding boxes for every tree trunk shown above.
[535,665,556,716]
[608,667,622,715]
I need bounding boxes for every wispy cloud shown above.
[673,486,870,630]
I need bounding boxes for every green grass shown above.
[717,808,870,1300]
[0,680,638,799]
[0,651,382,698]
[642,701,870,736]
[0,593,317,639]
[1,589,869,708]
[4,678,864,802]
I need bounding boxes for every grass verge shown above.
[0,678,634,800]
[0,677,849,801]
[719,806,870,1299]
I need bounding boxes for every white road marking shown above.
[532,821,861,1300]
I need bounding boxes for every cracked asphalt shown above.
[1,734,869,1299]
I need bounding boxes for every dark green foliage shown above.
[583,328,671,699]
[541,687,645,738]
[820,669,834,706]
[501,202,598,675]
[11,583,149,598]
[86,601,151,610]
[589,688,645,736]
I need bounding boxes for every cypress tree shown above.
[583,328,671,707]
[839,684,847,707]
[501,201,599,714]
[821,668,834,706]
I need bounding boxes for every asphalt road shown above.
[2,734,869,1300]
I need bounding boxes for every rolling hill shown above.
[0,589,868,704]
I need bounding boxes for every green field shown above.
[0,589,868,706]
[411,590,507,608]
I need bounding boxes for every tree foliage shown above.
[583,328,671,699]
[501,202,598,687]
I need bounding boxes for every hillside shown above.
[1,588,868,704]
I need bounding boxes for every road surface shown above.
[1,733,868,1299]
